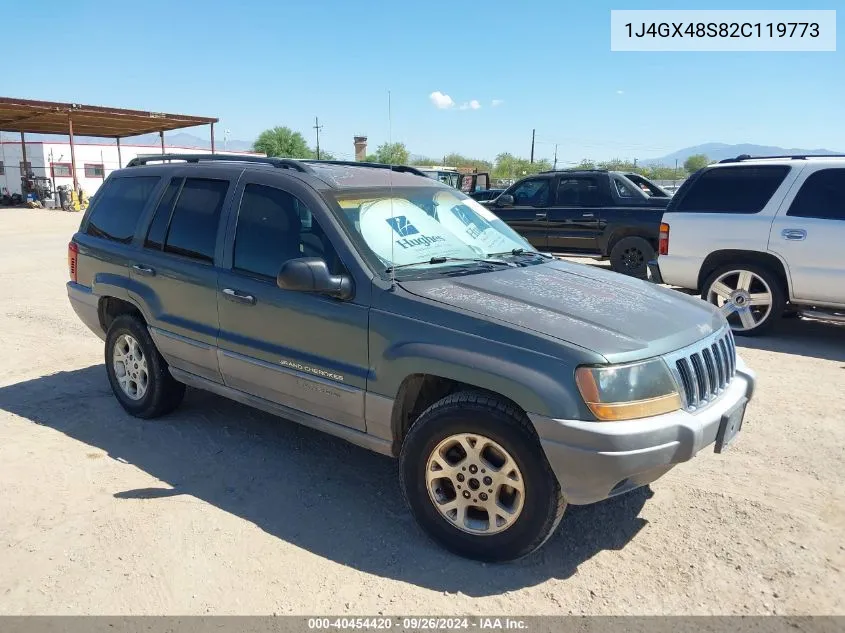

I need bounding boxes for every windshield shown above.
[326,186,534,275]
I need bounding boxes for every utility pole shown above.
[553,144,558,170]
[530,129,535,164]
[313,117,323,160]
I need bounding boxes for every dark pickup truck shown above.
[482,170,670,277]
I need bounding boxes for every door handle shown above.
[535,212,547,219]
[582,212,594,217]
[132,264,156,276]
[781,228,807,241]
[222,288,256,305]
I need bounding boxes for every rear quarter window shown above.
[85,176,161,243]
[674,165,790,214]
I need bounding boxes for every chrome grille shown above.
[666,328,736,411]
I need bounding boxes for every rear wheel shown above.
[399,391,565,561]
[609,236,654,279]
[105,315,185,418]
[702,264,785,336]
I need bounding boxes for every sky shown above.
[3,0,843,164]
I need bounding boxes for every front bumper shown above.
[530,356,756,505]
[646,259,664,284]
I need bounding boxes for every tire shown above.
[399,391,566,562]
[702,263,785,337]
[609,236,654,279]
[104,315,186,418]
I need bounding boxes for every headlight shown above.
[575,358,681,421]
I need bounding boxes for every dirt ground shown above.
[0,207,843,616]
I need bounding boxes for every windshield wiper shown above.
[385,257,513,273]
[487,248,554,259]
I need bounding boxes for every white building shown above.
[0,140,261,197]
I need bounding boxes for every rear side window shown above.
[163,178,229,262]
[675,166,789,214]
[85,176,160,243]
[557,177,603,206]
[787,169,845,221]
[144,179,182,250]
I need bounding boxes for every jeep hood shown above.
[399,259,725,363]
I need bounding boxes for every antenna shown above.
[388,89,396,288]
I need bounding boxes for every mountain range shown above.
[2,132,840,165]
[644,143,842,166]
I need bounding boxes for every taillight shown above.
[658,222,670,256]
[68,241,78,282]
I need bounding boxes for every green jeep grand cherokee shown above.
[67,155,755,561]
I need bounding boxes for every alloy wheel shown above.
[707,269,774,332]
[425,433,525,535]
[112,334,149,400]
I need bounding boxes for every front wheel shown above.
[399,391,565,562]
[702,264,785,336]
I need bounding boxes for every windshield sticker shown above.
[359,198,478,265]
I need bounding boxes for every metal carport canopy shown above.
[0,96,219,188]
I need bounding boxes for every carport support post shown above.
[19,131,28,177]
[160,130,165,155]
[68,115,78,190]
[116,137,122,169]
[210,122,215,154]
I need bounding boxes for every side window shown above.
[233,184,341,279]
[144,179,182,250]
[510,179,549,207]
[557,177,602,206]
[614,179,634,198]
[85,176,160,243]
[163,178,229,263]
[787,169,845,221]
[675,166,790,214]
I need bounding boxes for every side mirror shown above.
[277,257,353,300]
[495,194,514,207]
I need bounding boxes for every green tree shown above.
[410,156,442,166]
[372,142,410,165]
[311,149,335,161]
[684,154,710,173]
[253,126,312,158]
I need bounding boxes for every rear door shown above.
[129,169,236,383]
[546,175,605,253]
[768,166,845,305]
[493,177,550,249]
[215,172,370,430]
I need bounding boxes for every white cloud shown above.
[459,99,482,110]
[616,90,624,95]
[429,91,455,109]
[491,99,504,107]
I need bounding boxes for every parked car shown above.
[650,155,845,335]
[67,154,755,561]
[482,169,670,278]
[468,188,504,202]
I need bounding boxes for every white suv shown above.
[649,155,845,335]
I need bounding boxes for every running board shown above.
[168,367,395,457]
[799,309,845,324]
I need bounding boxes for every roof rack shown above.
[539,168,609,174]
[126,153,312,172]
[718,153,845,164]
[301,159,427,177]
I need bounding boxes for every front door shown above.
[545,176,603,252]
[494,177,550,249]
[215,173,370,430]
[768,167,845,305]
